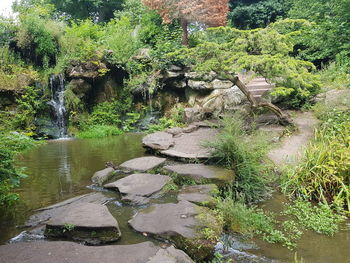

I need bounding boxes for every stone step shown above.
[0,241,194,263]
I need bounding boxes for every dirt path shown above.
[268,111,319,166]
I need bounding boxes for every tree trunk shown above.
[226,75,293,126]
[181,19,189,47]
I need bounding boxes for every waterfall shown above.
[48,74,67,138]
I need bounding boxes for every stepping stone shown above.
[45,202,121,245]
[143,131,174,150]
[26,193,112,228]
[178,184,218,207]
[91,167,115,186]
[129,201,221,260]
[120,156,166,172]
[0,241,193,263]
[104,173,171,204]
[161,128,218,159]
[164,163,234,184]
[147,246,194,263]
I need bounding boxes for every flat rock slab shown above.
[161,128,218,159]
[164,163,234,183]
[45,202,121,245]
[120,156,166,172]
[178,184,218,206]
[27,193,112,228]
[143,131,174,150]
[129,201,217,260]
[104,173,171,204]
[0,241,193,263]
[91,167,115,186]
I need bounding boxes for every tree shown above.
[142,0,229,46]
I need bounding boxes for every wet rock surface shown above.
[178,184,218,206]
[26,193,112,228]
[91,167,115,186]
[104,173,171,204]
[164,163,234,183]
[45,202,121,245]
[0,241,177,263]
[119,156,166,172]
[129,200,218,260]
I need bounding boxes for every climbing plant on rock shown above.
[168,20,321,124]
[141,0,229,46]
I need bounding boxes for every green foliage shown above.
[76,125,123,139]
[169,21,321,108]
[288,0,350,67]
[283,103,350,211]
[230,0,292,29]
[104,17,140,65]
[147,117,181,133]
[208,114,271,203]
[13,86,46,134]
[16,7,62,67]
[283,200,346,235]
[0,132,39,206]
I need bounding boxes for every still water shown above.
[0,134,145,244]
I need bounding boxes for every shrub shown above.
[0,132,39,206]
[208,114,271,203]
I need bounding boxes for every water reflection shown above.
[0,134,145,244]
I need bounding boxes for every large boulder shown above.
[104,173,171,204]
[0,241,194,263]
[129,201,221,261]
[119,156,166,172]
[164,164,234,184]
[67,61,108,79]
[45,202,121,245]
[91,167,115,186]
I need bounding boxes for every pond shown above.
[0,134,349,263]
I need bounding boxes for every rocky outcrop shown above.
[104,173,171,204]
[164,164,234,184]
[0,241,194,263]
[67,61,108,79]
[45,202,121,245]
[129,201,220,260]
[119,156,166,172]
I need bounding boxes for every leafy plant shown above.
[76,125,123,139]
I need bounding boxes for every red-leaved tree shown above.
[142,0,229,46]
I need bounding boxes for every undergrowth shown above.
[76,125,123,139]
[208,114,273,203]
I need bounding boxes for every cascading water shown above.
[48,74,67,138]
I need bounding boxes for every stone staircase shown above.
[246,77,274,102]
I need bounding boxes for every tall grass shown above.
[208,114,272,203]
[283,106,350,211]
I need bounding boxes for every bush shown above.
[0,132,39,206]
[208,114,271,203]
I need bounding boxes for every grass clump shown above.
[283,106,350,211]
[208,114,272,203]
[76,125,123,139]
